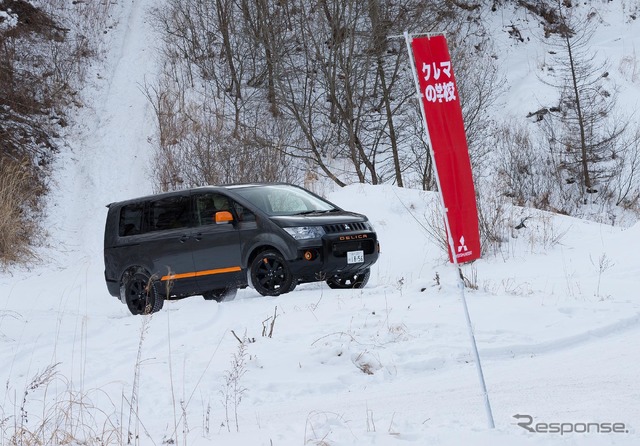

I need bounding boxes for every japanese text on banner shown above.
[421,61,456,103]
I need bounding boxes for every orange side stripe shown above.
[161,266,241,281]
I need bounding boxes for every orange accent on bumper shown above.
[161,266,241,281]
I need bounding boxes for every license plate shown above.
[347,250,364,264]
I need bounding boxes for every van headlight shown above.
[283,226,325,240]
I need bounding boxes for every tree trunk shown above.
[565,34,592,199]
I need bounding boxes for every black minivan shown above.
[104,183,380,314]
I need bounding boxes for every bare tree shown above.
[538,4,626,204]
[148,0,513,192]
[275,0,467,187]
[148,0,299,190]
[605,126,640,213]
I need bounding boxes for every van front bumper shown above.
[288,233,380,282]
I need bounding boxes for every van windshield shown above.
[232,185,337,216]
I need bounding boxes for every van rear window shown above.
[119,203,144,237]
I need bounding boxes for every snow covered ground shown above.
[1,1,639,445]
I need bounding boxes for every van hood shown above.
[270,211,368,228]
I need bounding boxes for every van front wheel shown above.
[250,250,294,297]
[122,271,164,315]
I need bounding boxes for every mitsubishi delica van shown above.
[104,183,380,315]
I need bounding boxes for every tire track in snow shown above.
[479,312,640,361]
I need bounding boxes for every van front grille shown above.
[323,222,367,234]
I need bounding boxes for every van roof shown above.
[105,182,295,208]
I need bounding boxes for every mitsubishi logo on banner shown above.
[458,236,467,253]
[457,235,473,259]
[409,34,481,264]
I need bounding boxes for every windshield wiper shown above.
[295,209,336,215]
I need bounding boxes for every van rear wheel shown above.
[250,250,294,296]
[123,271,164,315]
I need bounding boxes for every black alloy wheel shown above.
[124,271,164,315]
[250,250,294,296]
[326,268,370,289]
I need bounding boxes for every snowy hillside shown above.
[1,0,640,445]
[486,1,640,117]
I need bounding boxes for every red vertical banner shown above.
[410,35,480,263]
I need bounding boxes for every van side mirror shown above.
[215,211,234,224]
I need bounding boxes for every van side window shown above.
[149,196,192,231]
[233,202,256,222]
[119,203,145,236]
[195,193,231,226]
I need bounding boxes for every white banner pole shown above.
[403,31,495,429]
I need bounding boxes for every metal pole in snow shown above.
[403,30,495,429]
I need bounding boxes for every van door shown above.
[191,192,243,292]
[141,193,199,297]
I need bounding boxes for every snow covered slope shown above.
[45,0,158,262]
